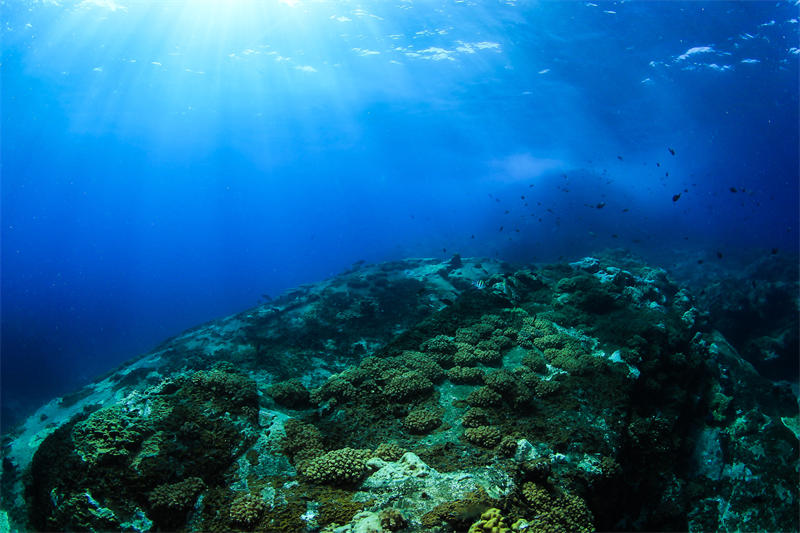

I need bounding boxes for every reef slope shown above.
[1,255,797,532]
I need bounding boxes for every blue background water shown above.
[2,0,798,430]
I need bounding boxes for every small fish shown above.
[716,251,723,259]
[596,202,606,209]
[504,210,510,214]
[622,208,629,212]
[471,234,475,239]
[499,226,504,232]
[729,187,738,193]
[697,259,704,264]
[672,193,681,202]
[771,248,778,254]
[617,155,623,160]
[668,147,676,156]
[473,279,486,290]
[657,162,661,167]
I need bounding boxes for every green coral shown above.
[403,406,442,434]
[453,344,482,367]
[384,371,433,402]
[420,335,458,367]
[281,419,324,463]
[468,508,529,533]
[455,327,482,345]
[71,406,148,466]
[373,443,407,462]
[484,369,517,397]
[521,482,594,533]
[268,378,311,408]
[400,351,446,383]
[299,448,373,486]
[311,375,358,405]
[453,341,503,366]
[229,493,267,529]
[463,426,502,448]
[461,408,491,428]
[447,366,485,384]
[522,350,548,373]
[467,386,503,408]
[149,477,205,511]
[185,368,259,416]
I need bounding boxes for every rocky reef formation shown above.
[0,254,797,532]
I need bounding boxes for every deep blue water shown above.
[2,0,798,431]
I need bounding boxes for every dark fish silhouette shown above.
[672,193,681,202]
[730,187,738,193]
[617,155,623,160]
[596,202,606,209]
[716,251,723,259]
[668,147,676,155]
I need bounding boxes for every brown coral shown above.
[229,493,267,528]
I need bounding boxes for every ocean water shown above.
[1,0,798,457]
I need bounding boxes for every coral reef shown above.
[267,378,311,408]
[229,493,267,528]
[403,406,442,434]
[1,254,796,533]
[463,426,502,448]
[299,447,373,486]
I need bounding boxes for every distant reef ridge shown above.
[1,253,797,532]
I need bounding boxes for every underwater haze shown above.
[1,0,798,433]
